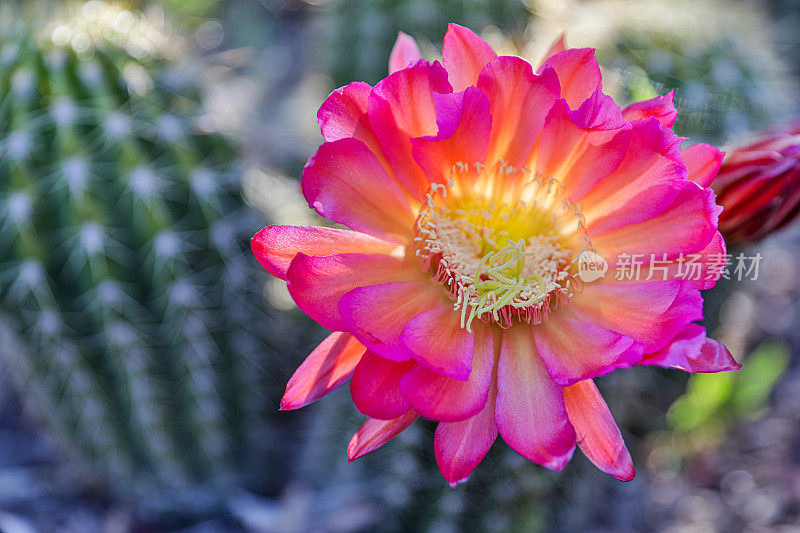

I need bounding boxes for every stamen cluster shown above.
[414,161,589,331]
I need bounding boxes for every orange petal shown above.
[280,332,366,410]
[252,225,399,280]
[563,379,635,481]
[348,409,418,461]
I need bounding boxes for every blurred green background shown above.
[0,0,799,531]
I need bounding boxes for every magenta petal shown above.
[350,352,414,419]
[594,180,722,262]
[286,253,418,331]
[533,310,643,386]
[593,229,726,290]
[540,48,602,108]
[302,138,417,243]
[477,57,560,168]
[564,380,635,481]
[251,225,399,280]
[688,231,727,290]
[389,32,422,74]
[621,91,677,127]
[572,281,704,353]
[411,87,492,184]
[568,87,628,131]
[369,61,452,199]
[338,281,445,362]
[399,322,493,421]
[442,23,497,92]
[536,95,630,199]
[434,377,498,486]
[683,143,725,188]
[399,305,474,380]
[642,324,740,373]
[281,332,365,410]
[496,326,576,470]
[348,410,418,461]
[582,118,686,234]
[317,82,377,149]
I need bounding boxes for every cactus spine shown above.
[0,5,290,511]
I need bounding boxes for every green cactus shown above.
[528,0,796,144]
[605,30,791,143]
[317,0,529,87]
[0,5,296,512]
[287,388,555,531]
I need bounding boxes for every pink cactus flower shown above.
[252,25,740,485]
[711,119,800,246]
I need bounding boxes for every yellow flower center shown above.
[414,160,590,332]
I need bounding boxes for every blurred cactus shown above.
[317,0,529,86]
[0,3,295,512]
[528,0,796,143]
[282,391,554,532]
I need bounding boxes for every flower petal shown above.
[348,410,418,461]
[496,325,576,470]
[563,380,635,481]
[399,322,493,421]
[641,323,740,373]
[593,180,722,262]
[581,118,686,235]
[594,229,727,290]
[350,351,414,419]
[532,309,643,386]
[434,376,498,486]
[369,61,452,199]
[621,91,677,127]
[281,332,366,410]
[252,225,400,280]
[302,138,417,243]
[286,253,419,331]
[318,82,377,149]
[442,23,497,92]
[539,48,602,108]
[411,87,492,184]
[339,280,446,362]
[389,32,422,74]
[688,230,727,289]
[476,57,561,168]
[536,93,630,199]
[571,281,704,353]
[398,304,474,380]
[683,142,725,188]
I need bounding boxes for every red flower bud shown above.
[713,120,800,245]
